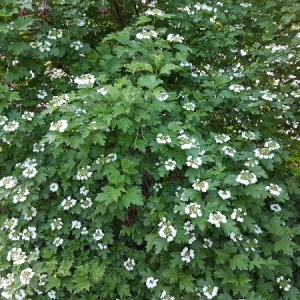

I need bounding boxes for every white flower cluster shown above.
[0,273,15,299]
[93,229,104,241]
[215,134,230,144]
[270,204,281,212]
[160,290,175,300]
[167,33,184,43]
[97,87,108,95]
[0,115,8,125]
[76,166,93,180]
[254,148,274,159]
[50,183,59,192]
[158,218,177,242]
[37,89,47,99]
[165,159,176,171]
[30,41,51,52]
[96,153,117,164]
[236,170,257,185]
[0,176,18,189]
[2,217,18,230]
[146,277,158,289]
[208,212,227,227]
[53,237,63,247]
[7,247,27,265]
[50,94,69,107]
[145,8,164,16]
[50,218,63,230]
[185,202,202,218]
[186,156,202,168]
[70,40,83,50]
[203,238,213,248]
[181,247,195,263]
[20,268,35,285]
[231,208,247,222]
[17,158,38,179]
[244,239,258,251]
[74,74,96,87]
[266,183,282,196]
[21,111,34,121]
[241,131,256,140]
[136,30,158,39]
[222,145,236,157]
[277,276,291,291]
[80,186,89,195]
[71,220,82,229]
[264,139,280,150]
[260,90,277,101]
[192,179,209,192]
[153,183,162,192]
[21,226,37,241]
[254,224,263,234]
[47,290,56,299]
[218,190,231,200]
[12,187,30,204]
[244,158,258,167]
[124,258,135,271]
[80,197,93,209]
[33,141,45,153]
[178,133,197,149]
[183,102,196,111]
[183,221,196,244]
[229,232,243,242]
[47,28,63,40]
[61,196,77,210]
[45,66,67,79]
[23,207,37,221]
[229,84,245,92]
[203,285,218,299]
[156,133,171,144]
[157,92,169,101]
[49,119,68,133]
[3,120,19,132]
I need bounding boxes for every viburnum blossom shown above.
[208,212,227,227]
[254,148,274,159]
[214,134,230,144]
[203,238,213,248]
[74,74,96,87]
[236,170,257,185]
[50,94,69,107]
[160,290,175,300]
[181,247,194,263]
[0,176,18,189]
[231,208,247,222]
[49,119,68,133]
[277,276,292,291]
[186,156,202,168]
[61,196,77,210]
[76,166,93,180]
[183,102,196,111]
[264,139,280,150]
[53,237,63,247]
[164,159,176,171]
[124,258,135,271]
[158,218,177,242]
[3,120,19,132]
[167,33,184,43]
[136,30,158,39]
[20,268,34,285]
[145,277,158,289]
[185,202,202,218]
[270,204,281,212]
[241,131,256,140]
[145,8,164,16]
[222,146,236,157]
[218,190,231,200]
[202,285,218,299]
[192,179,209,192]
[156,133,171,144]
[265,183,282,196]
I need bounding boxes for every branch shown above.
[111,0,126,28]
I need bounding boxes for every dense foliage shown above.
[0,0,299,299]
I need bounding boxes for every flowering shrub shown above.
[0,0,299,299]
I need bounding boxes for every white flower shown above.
[37,89,47,99]
[236,170,257,185]
[222,146,236,157]
[70,40,83,50]
[153,183,162,192]
[3,121,19,132]
[81,227,88,235]
[270,204,281,212]
[124,258,135,271]
[218,190,231,200]
[160,290,175,300]
[167,33,184,43]
[203,286,218,299]
[156,133,171,144]
[181,247,194,263]
[229,84,245,92]
[178,133,197,149]
[265,183,282,196]
[15,289,26,300]
[0,115,8,125]
[183,102,196,111]
[33,141,45,152]
[157,92,169,101]
[231,208,247,222]
[244,239,258,251]
[136,30,158,39]
[208,212,227,227]
[8,229,20,241]
[80,197,93,209]
[241,131,256,140]
[229,232,243,242]
[260,90,277,101]
[106,153,117,162]
[183,221,195,234]
[51,94,69,107]
[165,159,176,171]
[50,183,59,192]
[146,277,158,289]
[79,186,89,195]
[20,268,34,285]
[186,156,202,168]
[203,238,213,248]
[61,196,77,210]
[0,176,18,189]
[22,167,38,178]
[185,202,202,218]
[158,219,177,242]
[254,224,263,234]
[21,227,37,240]
[75,108,87,116]
[93,229,104,241]
[254,148,274,159]
[21,111,34,121]
[49,119,68,133]
[7,247,27,265]
[76,166,93,180]
[97,87,108,95]
[47,290,56,299]
[39,41,51,52]
[98,243,108,250]
[244,158,258,167]
[47,28,63,39]
[53,237,63,247]
[2,217,18,230]
[50,218,63,230]
[215,134,230,144]
[192,179,209,192]
[71,220,82,229]
[74,74,96,87]
[264,140,280,150]
[23,207,37,221]
[145,8,164,16]
[12,190,28,203]
[277,276,291,291]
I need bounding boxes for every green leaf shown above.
[179,275,195,293]
[45,276,61,292]
[121,186,143,208]
[14,17,35,30]
[121,157,139,174]
[160,63,179,75]
[117,283,131,297]
[137,75,163,89]
[230,254,248,270]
